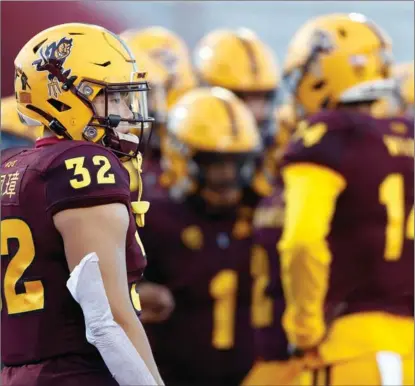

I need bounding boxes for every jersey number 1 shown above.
[209,248,273,350]
[379,173,414,261]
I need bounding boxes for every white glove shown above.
[67,252,157,386]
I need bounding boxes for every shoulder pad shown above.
[283,111,351,175]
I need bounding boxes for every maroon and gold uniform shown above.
[279,110,414,384]
[140,192,255,386]
[1,138,145,385]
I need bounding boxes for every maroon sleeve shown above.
[45,143,131,215]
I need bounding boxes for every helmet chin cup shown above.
[103,130,140,161]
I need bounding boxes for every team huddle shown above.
[1,11,414,386]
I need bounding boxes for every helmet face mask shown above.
[183,151,258,211]
[15,23,155,160]
[76,78,154,158]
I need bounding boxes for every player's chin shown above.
[116,124,134,134]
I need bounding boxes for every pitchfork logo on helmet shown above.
[32,37,73,98]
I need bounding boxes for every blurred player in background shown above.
[194,28,280,200]
[138,87,263,386]
[121,26,198,198]
[194,28,279,148]
[1,23,162,385]
[279,13,414,385]
[242,102,302,386]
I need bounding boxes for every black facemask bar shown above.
[77,79,154,159]
[191,151,258,191]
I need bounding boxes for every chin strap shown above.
[129,153,150,228]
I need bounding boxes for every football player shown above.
[242,102,302,386]
[121,27,198,199]
[278,13,414,385]
[1,95,42,149]
[1,23,163,385]
[193,28,280,147]
[138,87,262,385]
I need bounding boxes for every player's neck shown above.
[41,129,56,139]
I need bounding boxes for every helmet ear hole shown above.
[337,28,347,38]
[47,98,71,112]
[312,80,326,90]
[320,96,331,109]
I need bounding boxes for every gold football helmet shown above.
[121,26,197,110]
[162,87,261,208]
[15,23,153,158]
[1,95,43,141]
[283,13,394,118]
[194,28,280,141]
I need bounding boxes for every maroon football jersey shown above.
[283,110,414,319]
[251,182,289,361]
[1,137,146,366]
[139,191,255,383]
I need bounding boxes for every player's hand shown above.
[138,282,175,323]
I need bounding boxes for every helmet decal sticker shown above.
[32,37,74,98]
